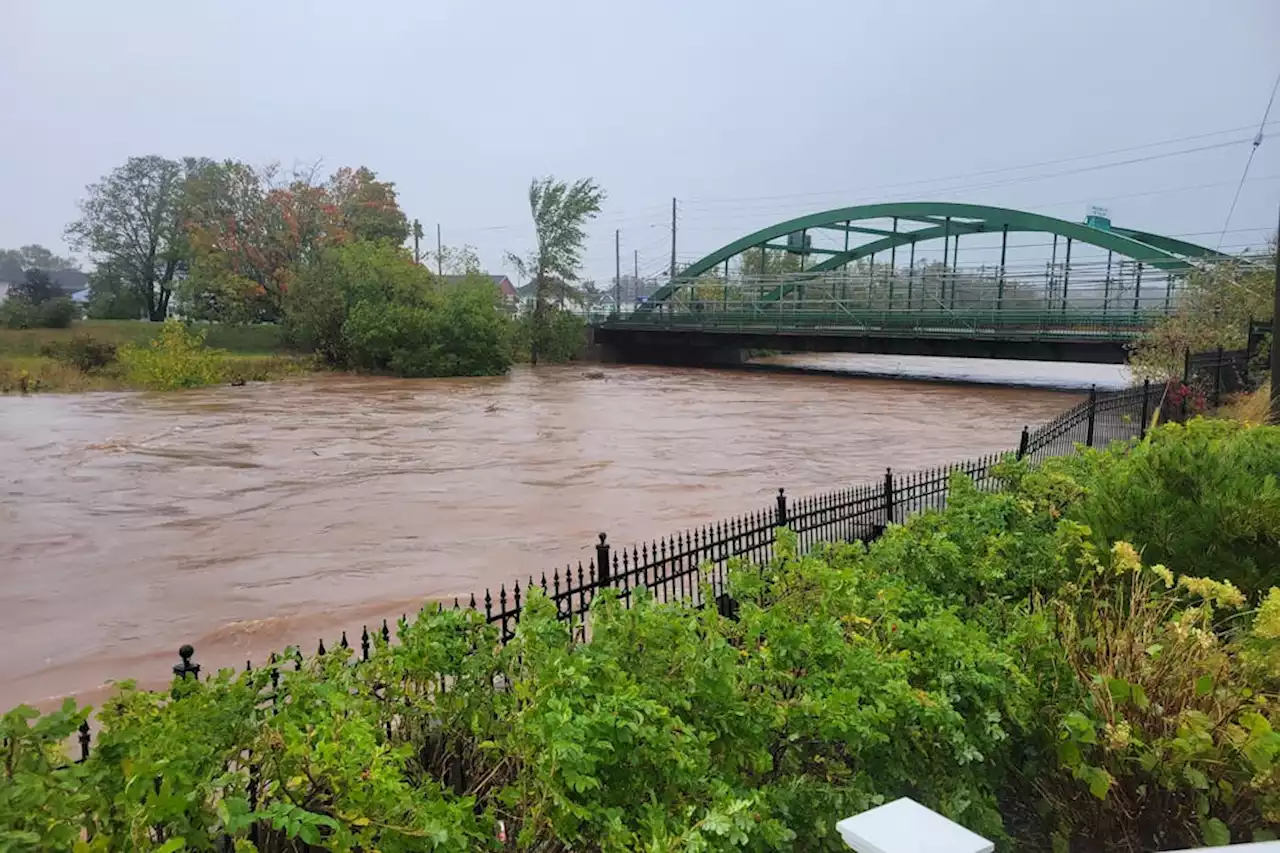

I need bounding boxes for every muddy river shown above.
[0,362,1093,709]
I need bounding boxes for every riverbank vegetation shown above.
[1,158,600,393]
[1130,242,1275,381]
[2,419,1276,851]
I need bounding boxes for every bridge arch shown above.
[642,201,1224,307]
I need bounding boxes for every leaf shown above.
[1195,675,1214,697]
[1130,683,1150,710]
[1185,766,1210,790]
[155,839,187,853]
[1106,678,1130,703]
[1202,818,1230,847]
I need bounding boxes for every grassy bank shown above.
[0,320,287,358]
[0,353,313,394]
[0,319,312,394]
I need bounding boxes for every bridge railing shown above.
[611,259,1183,334]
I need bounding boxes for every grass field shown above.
[0,320,288,357]
[0,320,308,393]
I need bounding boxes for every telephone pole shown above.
[614,229,621,316]
[436,223,443,277]
[412,219,423,265]
[670,197,677,281]
[1270,203,1279,422]
[633,249,638,307]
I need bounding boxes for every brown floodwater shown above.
[0,364,1082,710]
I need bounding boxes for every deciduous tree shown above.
[507,176,604,363]
[65,156,208,321]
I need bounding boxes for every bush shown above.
[0,296,78,329]
[1033,419,1280,594]
[36,297,77,328]
[511,306,587,363]
[39,334,118,372]
[0,297,35,329]
[117,320,226,390]
[286,242,511,377]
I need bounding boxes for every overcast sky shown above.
[2,1,1278,283]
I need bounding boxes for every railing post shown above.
[1016,426,1029,460]
[1181,348,1191,421]
[775,487,788,527]
[1214,346,1224,408]
[596,532,611,584]
[883,468,895,527]
[77,720,90,763]
[1085,385,1097,447]
[1139,379,1150,439]
[173,644,200,680]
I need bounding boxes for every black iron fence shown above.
[68,376,1183,765]
[477,378,1170,645]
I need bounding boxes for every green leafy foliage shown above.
[1035,418,1280,592]
[39,334,118,372]
[3,421,1277,851]
[510,307,587,363]
[286,242,512,378]
[117,320,226,390]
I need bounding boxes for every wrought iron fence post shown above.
[1181,348,1191,421]
[1016,426,1029,460]
[883,468,895,526]
[1139,379,1150,439]
[77,720,90,763]
[776,488,788,527]
[596,533,611,584]
[1085,385,1097,447]
[173,645,200,681]
[1214,346,1224,408]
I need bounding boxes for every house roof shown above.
[441,273,518,299]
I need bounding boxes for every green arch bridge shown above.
[595,202,1231,364]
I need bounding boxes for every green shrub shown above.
[0,297,35,329]
[0,296,78,329]
[1034,419,1280,595]
[287,242,511,377]
[117,320,226,390]
[37,297,77,329]
[39,334,118,372]
[511,307,587,363]
[1034,543,1280,850]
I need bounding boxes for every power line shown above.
[1216,70,1280,248]
[677,121,1278,210]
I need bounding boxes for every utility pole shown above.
[670,197,677,281]
[436,223,443,277]
[633,249,638,307]
[1270,203,1280,422]
[614,229,621,316]
[412,219,423,265]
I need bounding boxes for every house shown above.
[441,273,519,303]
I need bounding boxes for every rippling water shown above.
[0,363,1082,708]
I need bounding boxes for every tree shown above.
[1131,242,1276,379]
[0,245,78,273]
[65,156,206,321]
[506,176,604,363]
[430,244,483,276]
[739,246,801,277]
[327,166,410,245]
[10,269,62,304]
[85,262,147,319]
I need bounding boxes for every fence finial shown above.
[173,644,200,680]
[596,533,611,584]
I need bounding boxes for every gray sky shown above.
[3,0,1278,283]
